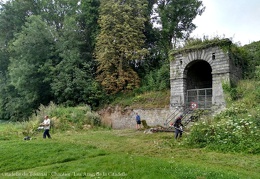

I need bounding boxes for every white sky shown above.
[191,0,260,46]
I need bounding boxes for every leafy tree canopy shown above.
[156,0,205,54]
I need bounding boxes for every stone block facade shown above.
[170,39,242,110]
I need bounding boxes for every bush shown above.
[185,80,260,154]
[29,103,101,131]
[187,115,260,154]
[139,63,170,92]
[255,66,260,80]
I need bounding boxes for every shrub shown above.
[139,63,170,92]
[255,66,260,80]
[85,111,101,127]
[185,103,260,154]
[29,103,101,131]
[185,80,260,154]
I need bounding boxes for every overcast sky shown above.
[191,0,260,45]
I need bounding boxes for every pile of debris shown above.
[143,126,174,134]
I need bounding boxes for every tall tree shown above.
[95,0,148,94]
[156,0,204,55]
[8,15,55,120]
[38,0,79,31]
[0,0,39,44]
[0,0,103,120]
[51,16,103,106]
[76,0,100,80]
[0,0,40,120]
[49,0,103,107]
[79,0,100,52]
[0,0,41,78]
[135,0,163,76]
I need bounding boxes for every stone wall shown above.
[98,106,173,129]
[170,40,242,110]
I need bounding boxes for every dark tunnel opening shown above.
[186,60,212,90]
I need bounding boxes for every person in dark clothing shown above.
[174,115,183,139]
[135,113,141,130]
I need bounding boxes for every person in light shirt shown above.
[40,115,52,139]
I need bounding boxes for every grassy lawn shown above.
[0,128,259,179]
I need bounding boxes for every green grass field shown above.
[0,126,259,179]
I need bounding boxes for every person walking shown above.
[174,115,183,139]
[135,113,141,130]
[40,115,52,139]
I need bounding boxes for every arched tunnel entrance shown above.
[170,40,241,110]
[185,60,212,109]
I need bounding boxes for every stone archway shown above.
[170,39,242,111]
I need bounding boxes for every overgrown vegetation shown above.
[111,90,170,108]
[185,79,260,154]
[4,103,102,138]
[174,37,232,54]
[139,63,170,92]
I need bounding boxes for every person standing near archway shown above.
[174,115,183,139]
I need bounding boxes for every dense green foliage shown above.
[30,102,101,134]
[8,15,55,119]
[185,80,260,154]
[156,0,204,54]
[0,0,204,121]
[0,0,103,120]
[140,63,170,91]
[241,40,260,78]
